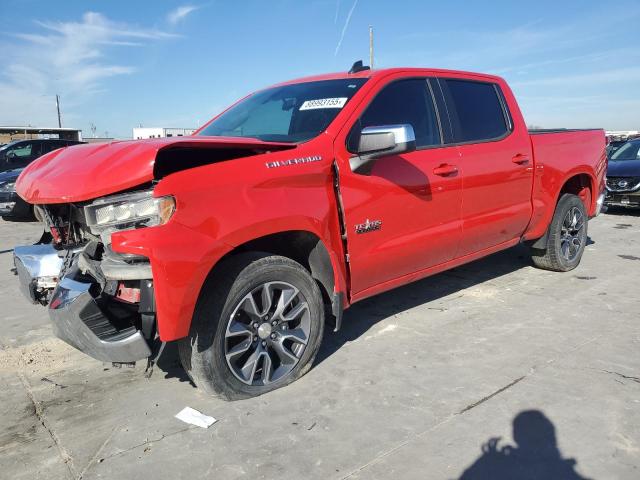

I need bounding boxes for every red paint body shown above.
[16,68,607,341]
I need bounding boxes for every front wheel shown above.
[178,253,325,400]
[531,193,588,272]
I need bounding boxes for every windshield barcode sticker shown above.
[299,97,348,110]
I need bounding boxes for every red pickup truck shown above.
[14,64,607,399]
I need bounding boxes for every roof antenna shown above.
[349,60,370,74]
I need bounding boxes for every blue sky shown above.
[0,0,638,138]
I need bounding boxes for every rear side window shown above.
[441,79,509,143]
[349,78,441,150]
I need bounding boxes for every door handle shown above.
[512,154,530,165]
[433,164,458,176]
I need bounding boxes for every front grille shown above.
[606,177,640,192]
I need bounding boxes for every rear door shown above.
[437,78,534,255]
[335,76,463,296]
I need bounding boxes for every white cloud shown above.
[0,12,176,128]
[167,5,199,25]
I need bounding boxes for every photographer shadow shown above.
[458,410,592,480]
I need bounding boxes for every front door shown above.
[335,77,463,297]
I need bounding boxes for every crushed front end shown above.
[13,188,175,363]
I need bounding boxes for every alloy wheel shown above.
[560,206,585,261]
[224,281,311,386]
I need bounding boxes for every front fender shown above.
[111,221,233,341]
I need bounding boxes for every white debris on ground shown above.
[175,407,217,428]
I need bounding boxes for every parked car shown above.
[0,139,84,220]
[1,139,84,171]
[605,138,640,208]
[13,65,606,399]
[0,168,30,220]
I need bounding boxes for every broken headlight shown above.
[84,189,175,231]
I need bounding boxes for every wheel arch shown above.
[204,230,345,331]
[529,172,594,250]
[558,172,594,214]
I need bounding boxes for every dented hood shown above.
[16,136,293,204]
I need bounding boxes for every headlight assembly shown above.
[0,181,16,193]
[84,189,175,230]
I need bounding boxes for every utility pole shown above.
[369,25,374,69]
[55,94,62,128]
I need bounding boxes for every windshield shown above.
[198,78,367,143]
[611,141,640,161]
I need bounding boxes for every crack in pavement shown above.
[18,372,77,480]
[76,424,195,478]
[77,424,123,480]
[97,426,195,463]
[457,376,526,414]
[601,370,640,384]
[618,255,640,261]
[75,419,195,477]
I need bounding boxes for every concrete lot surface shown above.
[1,209,639,479]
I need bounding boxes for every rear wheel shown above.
[531,193,588,272]
[178,253,324,400]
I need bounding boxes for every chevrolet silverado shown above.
[13,64,607,399]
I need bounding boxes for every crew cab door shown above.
[437,78,534,255]
[335,77,463,297]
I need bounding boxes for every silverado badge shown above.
[265,155,322,169]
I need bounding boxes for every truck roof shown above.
[273,67,505,88]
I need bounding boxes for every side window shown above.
[441,79,509,143]
[349,78,441,151]
[10,143,33,158]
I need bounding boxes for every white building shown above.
[132,127,196,139]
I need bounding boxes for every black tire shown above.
[531,193,588,272]
[178,253,325,400]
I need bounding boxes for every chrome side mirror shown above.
[350,124,416,174]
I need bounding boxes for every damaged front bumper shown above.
[13,244,153,363]
[49,274,151,362]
